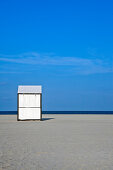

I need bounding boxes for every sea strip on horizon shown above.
[0,111,113,115]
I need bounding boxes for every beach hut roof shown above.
[18,86,42,94]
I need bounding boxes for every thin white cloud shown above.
[0,52,112,74]
[0,52,98,65]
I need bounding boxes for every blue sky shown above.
[0,0,113,111]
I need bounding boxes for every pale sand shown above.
[0,114,113,170]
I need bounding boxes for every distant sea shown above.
[0,111,113,115]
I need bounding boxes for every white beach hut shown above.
[17,86,42,120]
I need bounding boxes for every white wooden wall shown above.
[19,94,40,107]
[19,108,41,120]
[18,94,41,120]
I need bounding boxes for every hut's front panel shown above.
[19,94,40,107]
[18,94,41,120]
[18,108,41,120]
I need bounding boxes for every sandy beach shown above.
[0,114,113,170]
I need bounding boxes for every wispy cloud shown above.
[0,52,112,74]
[0,52,92,65]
